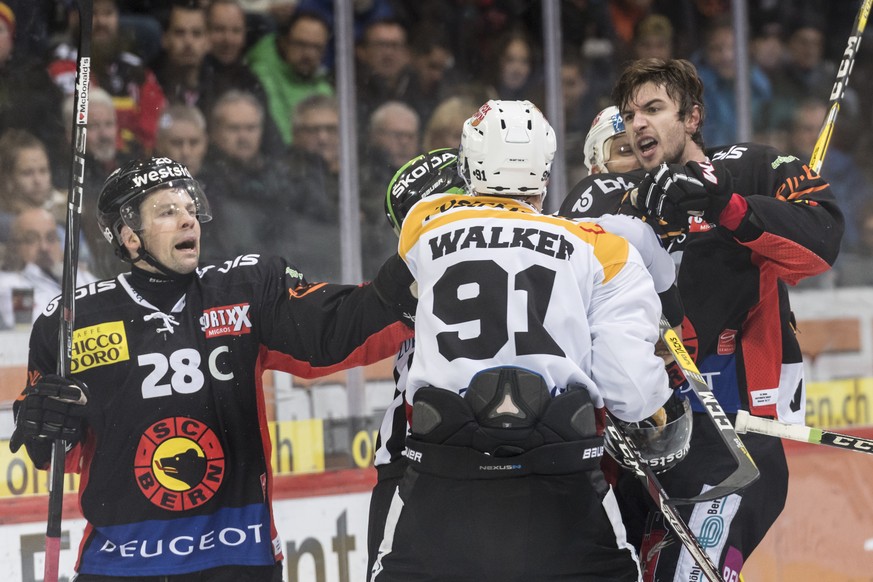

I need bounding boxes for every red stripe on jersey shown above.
[261,321,412,379]
[739,231,832,286]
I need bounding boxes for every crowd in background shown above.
[1,0,873,329]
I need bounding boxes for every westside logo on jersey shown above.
[134,416,226,511]
[200,303,252,338]
[71,321,130,373]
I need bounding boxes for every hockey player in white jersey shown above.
[369,100,692,582]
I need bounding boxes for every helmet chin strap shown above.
[123,240,190,281]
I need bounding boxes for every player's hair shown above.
[611,58,706,149]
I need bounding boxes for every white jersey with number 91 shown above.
[398,193,671,423]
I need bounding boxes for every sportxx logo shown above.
[666,332,697,373]
[134,417,226,511]
[200,303,252,338]
[71,321,130,372]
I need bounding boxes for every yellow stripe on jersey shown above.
[400,195,629,284]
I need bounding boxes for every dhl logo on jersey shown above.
[200,303,252,338]
[71,321,130,373]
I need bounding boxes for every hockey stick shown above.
[809,0,872,174]
[45,1,92,581]
[604,417,725,582]
[735,410,873,456]
[658,317,760,504]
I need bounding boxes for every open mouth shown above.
[638,137,658,155]
[175,240,197,251]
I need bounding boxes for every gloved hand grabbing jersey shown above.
[633,160,736,229]
[10,374,91,454]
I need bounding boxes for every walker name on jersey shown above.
[200,304,252,338]
[71,320,130,372]
[429,225,575,260]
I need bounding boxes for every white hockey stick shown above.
[735,411,873,456]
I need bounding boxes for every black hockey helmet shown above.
[385,147,466,235]
[604,392,692,474]
[97,157,211,259]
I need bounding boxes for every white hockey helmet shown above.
[583,106,626,172]
[458,99,556,198]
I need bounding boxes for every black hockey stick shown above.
[809,0,872,173]
[735,411,873,456]
[658,318,760,504]
[604,417,725,582]
[45,1,92,581]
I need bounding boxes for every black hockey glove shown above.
[10,374,91,455]
[372,253,417,327]
[634,161,733,227]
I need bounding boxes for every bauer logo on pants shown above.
[71,321,130,372]
[134,417,226,511]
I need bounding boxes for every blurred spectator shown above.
[153,0,211,106]
[0,130,65,220]
[207,0,248,66]
[359,100,419,278]
[422,95,479,152]
[285,93,341,281]
[486,28,543,104]
[609,0,656,57]
[693,16,771,147]
[198,90,321,262]
[290,93,339,179]
[768,15,859,137]
[562,50,600,139]
[0,2,66,177]
[355,19,414,129]
[632,13,673,60]
[297,0,396,70]
[750,21,785,80]
[48,0,166,156]
[0,208,97,328]
[403,30,457,126]
[152,0,283,156]
[154,103,208,176]
[247,9,334,146]
[786,98,872,252]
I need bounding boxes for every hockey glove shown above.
[372,253,417,327]
[10,374,90,454]
[634,161,735,227]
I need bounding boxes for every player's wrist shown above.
[716,193,748,230]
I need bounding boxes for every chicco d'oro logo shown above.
[71,321,130,373]
[135,417,226,511]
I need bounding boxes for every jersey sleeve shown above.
[257,257,412,378]
[587,238,671,423]
[726,147,844,284]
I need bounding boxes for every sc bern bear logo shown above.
[135,417,226,511]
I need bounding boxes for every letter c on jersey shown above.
[209,346,234,381]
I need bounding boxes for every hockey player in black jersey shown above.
[610,58,843,581]
[9,157,414,580]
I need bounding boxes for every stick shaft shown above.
[809,0,873,173]
[735,411,873,455]
[45,2,93,580]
